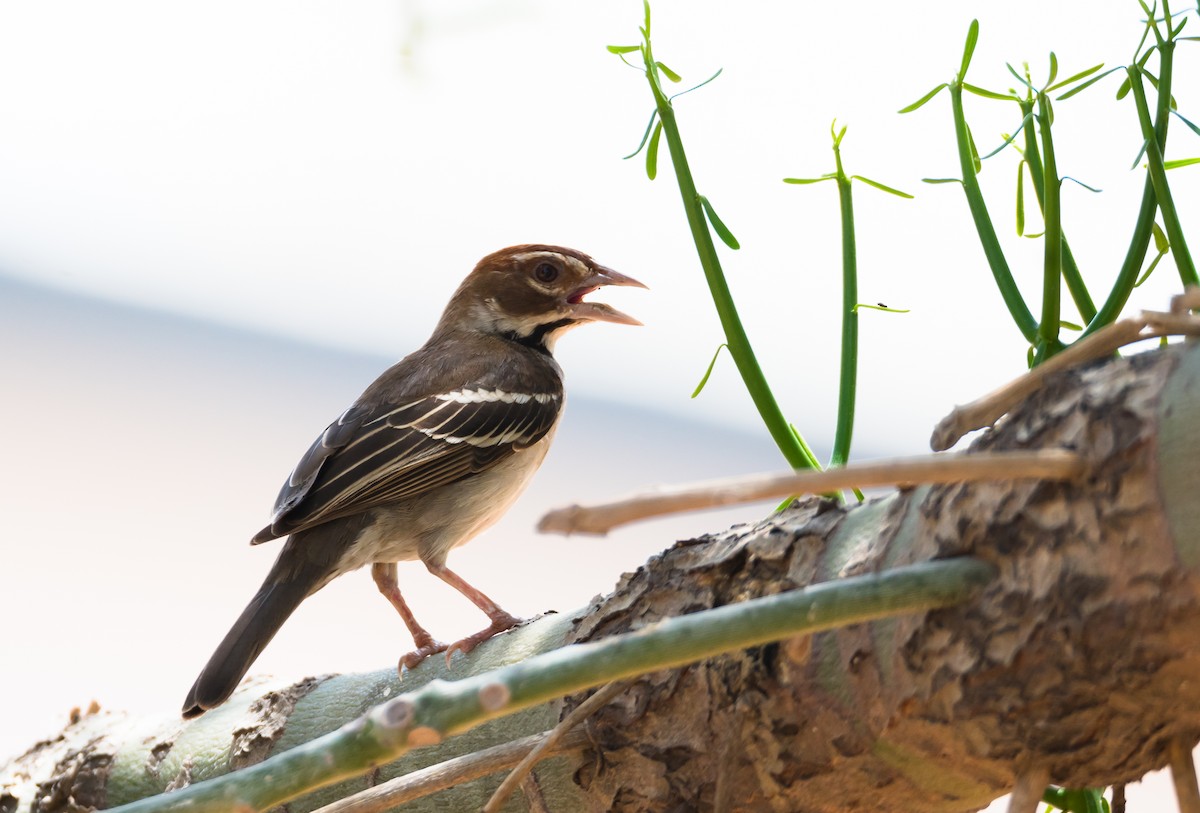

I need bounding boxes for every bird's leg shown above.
[423,562,522,664]
[370,562,448,671]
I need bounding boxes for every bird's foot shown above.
[398,634,449,673]
[444,612,523,665]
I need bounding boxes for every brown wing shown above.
[251,390,561,543]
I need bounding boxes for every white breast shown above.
[333,430,555,574]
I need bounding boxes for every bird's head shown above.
[439,244,647,351]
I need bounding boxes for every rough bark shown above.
[562,342,1200,811]
[5,341,1200,813]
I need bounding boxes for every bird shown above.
[181,244,645,719]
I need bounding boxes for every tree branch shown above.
[932,290,1200,451]
[100,559,994,813]
[9,341,1200,813]
[310,728,589,813]
[537,450,1083,536]
[483,681,626,812]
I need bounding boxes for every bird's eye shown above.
[533,262,559,284]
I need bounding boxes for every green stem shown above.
[1082,43,1175,337]
[1126,53,1198,289]
[1019,98,1097,325]
[1037,93,1063,360]
[1043,786,1108,813]
[105,558,996,813]
[830,143,858,469]
[642,43,818,471]
[950,83,1040,344]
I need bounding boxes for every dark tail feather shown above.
[181,568,322,719]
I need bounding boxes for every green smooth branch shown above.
[831,141,858,470]
[948,82,1040,344]
[1126,55,1198,288]
[634,18,818,471]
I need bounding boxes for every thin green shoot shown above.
[691,344,729,398]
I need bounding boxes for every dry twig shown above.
[308,728,588,813]
[1169,737,1200,813]
[1112,783,1126,813]
[931,297,1200,452]
[538,449,1083,536]
[519,772,550,813]
[1006,767,1052,813]
[484,681,627,812]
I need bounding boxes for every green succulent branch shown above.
[104,558,996,813]
[613,1,819,472]
[1082,40,1176,336]
[1016,94,1099,327]
[782,123,912,475]
[832,135,860,470]
[932,25,1042,346]
[1127,50,1198,288]
[1037,92,1065,359]
[996,56,1109,362]
[903,6,1198,365]
[1043,786,1112,813]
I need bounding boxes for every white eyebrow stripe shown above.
[434,389,558,405]
[507,251,588,275]
[508,251,563,264]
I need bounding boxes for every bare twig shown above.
[1173,287,1200,313]
[519,771,550,813]
[1112,782,1126,813]
[1007,767,1051,813]
[1169,737,1200,813]
[537,449,1084,536]
[933,319,1142,452]
[1145,310,1200,336]
[484,681,627,812]
[309,729,588,813]
[931,302,1200,452]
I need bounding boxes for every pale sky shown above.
[0,0,1194,461]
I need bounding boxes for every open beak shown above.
[566,264,648,326]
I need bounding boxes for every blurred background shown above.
[1,1,1195,808]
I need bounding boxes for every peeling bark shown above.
[4,343,1200,813]
[229,676,332,771]
[1,705,120,813]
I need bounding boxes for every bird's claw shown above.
[443,613,523,666]
[398,636,449,674]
